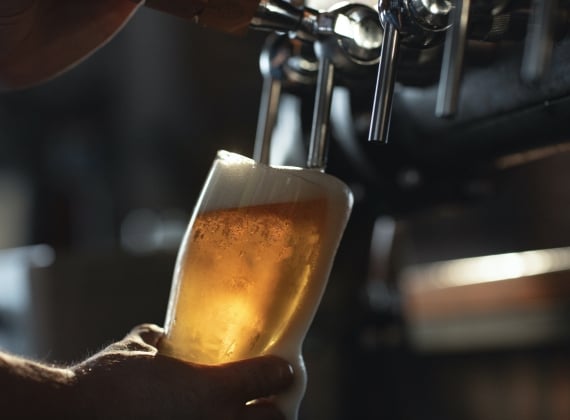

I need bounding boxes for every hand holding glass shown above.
[159,151,353,419]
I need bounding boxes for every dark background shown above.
[0,6,570,420]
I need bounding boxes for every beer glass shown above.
[159,150,353,420]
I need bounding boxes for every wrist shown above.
[43,367,79,418]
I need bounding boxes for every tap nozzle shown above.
[521,0,558,84]
[435,0,471,118]
[369,0,451,142]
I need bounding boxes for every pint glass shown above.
[159,150,353,420]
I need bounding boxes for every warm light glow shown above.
[403,247,570,292]
[160,200,323,364]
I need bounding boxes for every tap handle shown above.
[435,0,471,118]
[368,10,401,143]
[251,0,320,42]
[521,0,557,84]
[307,52,335,170]
[254,35,291,164]
[254,76,282,164]
[251,0,303,33]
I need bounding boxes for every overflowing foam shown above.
[199,150,353,212]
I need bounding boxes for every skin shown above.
[0,1,206,88]
[1,324,294,419]
[0,2,294,418]
[0,0,141,87]
[0,0,257,88]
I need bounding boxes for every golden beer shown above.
[159,151,353,420]
[160,198,326,364]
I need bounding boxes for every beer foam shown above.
[198,150,352,213]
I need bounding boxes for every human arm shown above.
[0,349,75,417]
[0,1,143,88]
[1,324,293,419]
[0,0,259,89]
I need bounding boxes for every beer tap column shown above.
[521,0,558,84]
[251,0,382,169]
[368,3,402,144]
[254,37,285,165]
[254,34,318,164]
[368,0,451,143]
[307,54,335,169]
[251,0,320,164]
[308,4,383,169]
[436,0,471,118]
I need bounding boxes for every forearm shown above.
[0,351,77,418]
[0,325,294,419]
[0,0,141,89]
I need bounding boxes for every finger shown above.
[241,400,286,420]
[114,323,164,353]
[210,356,294,402]
[129,323,164,347]
[103,324,164,354]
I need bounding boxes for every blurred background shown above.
[0,8,262,353]
[1,4,570,420]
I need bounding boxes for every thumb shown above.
[102,323,164,354]
[128,323,164,348]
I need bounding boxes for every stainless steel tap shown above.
[254,34,318,164]
[251,0,382,169]
[252,0,568,156]
[368,0,568,143]
[308,3,382,169]
[369,0,451,143]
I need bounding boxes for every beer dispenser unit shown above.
[250,0,570,159]
[248,1,570,419]
[251,0,383,169]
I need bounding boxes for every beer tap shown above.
[308,4,383,169]
[251,0,382,169]
[254,36,286,164]
[368,0,451,143]
[521,0,557,84]
[307,52,335,169]
[434,0,516,118]
[435,0,470,118]
[251,0,329,42]
[254,35,317,164]
[251,0,324,165]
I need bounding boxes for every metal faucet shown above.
[252,0,566,152]
[251,0,382,169]
[369,0,451,143]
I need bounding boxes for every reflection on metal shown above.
[435,0,470,118]
[305,0,377,11]
[270,95,306,167]
[368,19,400,143]
[402,246,570,293]
[521,0,557,83]
[307,56,335,170]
